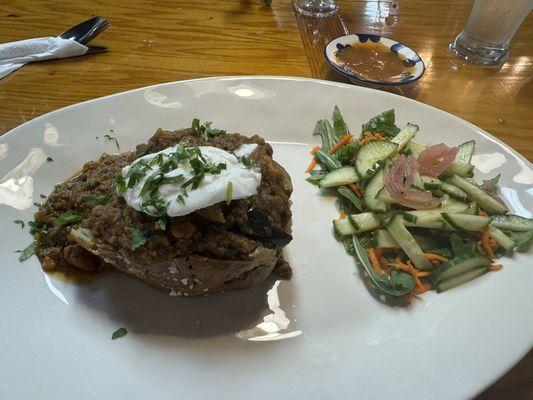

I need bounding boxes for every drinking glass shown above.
[449,0,532,65]
[293,0,339,18]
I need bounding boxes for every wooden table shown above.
[1,1,531,398]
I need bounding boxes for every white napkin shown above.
[0,37,88,79]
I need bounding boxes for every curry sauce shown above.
[336,41,415,82]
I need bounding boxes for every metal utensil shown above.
[86,45,109,54]
[58,16,109,45]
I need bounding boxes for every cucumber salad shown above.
[306,107,533,299]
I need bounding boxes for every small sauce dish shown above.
[325,33,425,85]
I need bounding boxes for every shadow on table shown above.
[75,271,287,339]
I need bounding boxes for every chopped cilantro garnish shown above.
[18,242,36,262]
[14,220,25,229]
[156,218,167,230]
[226,181,233,205]
[130,229,147,250]
[53,210,85,227]
[140,196,168,217]
[103,134,120,151]
[111,327,128,340]
[176,194,185,205]
[28,221,47,235]
[191,118,226,141]
[46,156,53,162]
[240,156,252,168]
[83,193,111,206]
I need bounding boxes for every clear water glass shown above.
[449,0,532,65]
[293,0,339,18]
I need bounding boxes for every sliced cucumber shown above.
[412,170,425,191]
[391,123,419,151]
[429,254,491,286]
[441,213,491,231]
[456,140,475,164]
[467,202,479,215]
[404,219,450,230]
[489,214,533,232]
[333,212,381,236]
[405,141,427,158]
[404,200,469,224]
[421,175,442,190]
[383,215,432,270]
[355,141,398,178]
[488,226,516,251]
[319,166,359,188]
[364,169,388,212]
[375,187,393,203]
[446,175,508,214]
[371,229,439,250]
[440,182,468,202]
[443,162,474,177]
[436,267,489,293]
[371,229,399,248]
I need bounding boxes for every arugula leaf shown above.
[305,170,327,185]
[313,150,341,171]
[352,235,414,297]
[313,119,339,153]
[361,109,401,137]
[83,193,111,206]
[336,142,359,165]
[54,210,85,227]
[18,242,36,262]
[14,220,25,229]
[111,327,128,340]
[488,173,501,186]
[130,229,147,250]
[332,105,350,136]
[337,186,363,212]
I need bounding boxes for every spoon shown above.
[58,16,109,45]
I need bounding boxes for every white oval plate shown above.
[0,77,531,400]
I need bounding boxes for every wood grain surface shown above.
[0,1,531,399]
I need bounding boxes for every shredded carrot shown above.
[414,281,431,295]
[481,227,496,259]
[478,209,488,217]
[339,210,346,219]
[348,183,364,197]
[476,240,483,255]
[415,270,432,277]
[423,253,449,263]
[490,263,503,271]
[329,135,353,154]
[375,248,390,274]
[374,133,384,141]
[305,158,317,173]
[309,145,321,155]
[368,248,384,274]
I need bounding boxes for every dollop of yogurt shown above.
[120,144,260,217]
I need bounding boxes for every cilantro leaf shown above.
[130,229,147,250]
[18,242,36,262]
[83,193,111,206]
[14,220,25,229]
[111,327,128,340]
[53,210,85,227]
[103,134,120,151]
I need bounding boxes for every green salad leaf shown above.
[361,109,400,137]
[54,210,85,227]
[130,229,147,250]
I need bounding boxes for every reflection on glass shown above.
[500,187,531,218]
[0,143,8,162]
[293,0,339,18]
[144,89,183,109]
